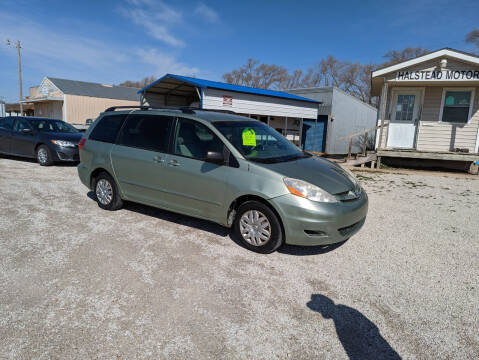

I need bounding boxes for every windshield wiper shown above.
[248,153,309,164]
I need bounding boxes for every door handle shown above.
[168,159,180,166]
[153,156,164,163]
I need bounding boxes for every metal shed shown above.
[287,87,378,154]
[138,74,320,147]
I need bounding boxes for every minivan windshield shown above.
[214,121,310,163]
[29,119,79,133]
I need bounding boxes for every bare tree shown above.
[382,47,429,66]
[222,59,289,89]
[118,76,157,88]
[465,29,479,52]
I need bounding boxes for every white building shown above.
[139,74,320,147]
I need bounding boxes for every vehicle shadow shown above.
[86,191,230,238]
[307,294,401,360]
[86,191,349,255]
[0,154,78,167]
[278,240,347,256]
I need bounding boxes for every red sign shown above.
[223,95,233,106]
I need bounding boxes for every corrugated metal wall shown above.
[203,88,318,119]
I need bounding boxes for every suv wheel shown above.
[37,145,53,166]
[93,172,123,210]
[234,200,283,253]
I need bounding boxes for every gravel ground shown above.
[0,157,478,359]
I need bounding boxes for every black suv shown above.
[0,116,83,166]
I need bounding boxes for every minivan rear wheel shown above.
[234,201,283,253]
[93,172,123,211]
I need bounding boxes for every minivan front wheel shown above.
[93,172,123,211]
[234,201,283,253]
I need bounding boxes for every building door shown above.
[387,90,422,149]
[301,116,327,152]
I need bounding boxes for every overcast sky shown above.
[0,0,478,102]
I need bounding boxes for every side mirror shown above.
[22,128,33,134]
[205,151,224,165]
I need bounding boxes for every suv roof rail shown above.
[103,105,237,115]
[104,105,151,112]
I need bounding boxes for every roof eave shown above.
[372,48,479,78]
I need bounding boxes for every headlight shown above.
[51,140,76,147]
[283,178,338,203]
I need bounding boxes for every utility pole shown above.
[16,41,23,115]
[5,39,23,115]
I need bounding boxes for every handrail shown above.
[338,123,388,140]
[339,123,390,160]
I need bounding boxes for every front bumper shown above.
[269,190,368,246]
[53,146,79,162]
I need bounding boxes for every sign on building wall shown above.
[223,95,233,106]
[395,70,479,81]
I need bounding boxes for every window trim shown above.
[438,87,475,124]
[388,87,425,123]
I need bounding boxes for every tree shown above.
[465,29,479,52]
[381,47,429,66]
[222,59,289,89]
[118,76,157,88]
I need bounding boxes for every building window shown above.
[395,94,416,121]
[441,90,473,123]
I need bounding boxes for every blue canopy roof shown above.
[138,74,320,104]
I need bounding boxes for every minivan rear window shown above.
[89,114,127,143]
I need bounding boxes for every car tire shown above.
[37,145,53,166]
[234,200,284,254]
[93,172,123,211]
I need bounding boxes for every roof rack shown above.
[104,105,237,115]
[104,105,150,112]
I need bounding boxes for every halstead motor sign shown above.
[395,69,479,81]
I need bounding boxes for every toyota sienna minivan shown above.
[77,107,368,253]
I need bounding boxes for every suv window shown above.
[118,114,174,152]
[89,114,127,143]
[0,117,14,130]
[173,118,224,160]
[13,118,31,132]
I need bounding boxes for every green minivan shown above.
[77,107,368,253]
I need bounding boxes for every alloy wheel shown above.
[37,148,48,164]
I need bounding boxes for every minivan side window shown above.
[89,114,127,143]
[118,114,174,153]
[0,117,14,130]
[173,118,224,160]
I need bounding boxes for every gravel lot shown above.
[0,157,478,359]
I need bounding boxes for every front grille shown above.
[335,187,362,202]
[338,218,365,237]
